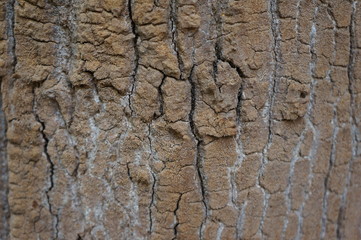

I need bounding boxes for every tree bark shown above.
[1,0,361,239]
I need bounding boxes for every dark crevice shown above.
[212,7,246,239]
[127,0,140,115]
[172,193,182,240]
[212,2,246,238]
[214,34,246,229]
[32,89,59,239]
[236,83,244,125]
[265,0,281,160]
[169,0,184,80]
[147,124,159,235]
[154,75,166,119]
[148,172,156,234]
[212,0,223,93]
[126,162,133,181]
[234,82,244,240]
[147,124,157,234]
[215,41,247,80]
[213,44,220,92]
[213,19,246,120]
[188,65,208,239]
[325,3,337,31]
[212,0,247,81]
[258,0,281,237]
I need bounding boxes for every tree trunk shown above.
[1,0,361,239]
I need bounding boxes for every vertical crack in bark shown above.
[213,4,247,231]
[148,172,156,234]
[155,75,166,119]
[188,65,207,239]
[234,81,244,239]
[33,95,59,239]
[126,162,133,181]
[172,193,182,240]
[235,75,244,121]
[212,0,222,92]
[212,5,246,219]
[169,0,184,80]
[127,0,139,115]
[214,36,246,239]
[147,124,157,234]
[213,0,247,80]
[257,0,281,236]
[337,2,358,239]
[28,1,76,236]
[213,43,220,92]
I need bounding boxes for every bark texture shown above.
[1,0,361,239]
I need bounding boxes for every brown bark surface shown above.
[1,0,361,239]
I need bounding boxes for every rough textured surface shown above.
[0,0,361,239]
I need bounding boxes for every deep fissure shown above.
[169,0,184,80]
[33,99,59,239]
[188,65,208,239]
[172,193,182,240]
[127,0,140,115]
[257,0,281,236]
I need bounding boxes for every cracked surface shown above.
[1,0,361,239]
